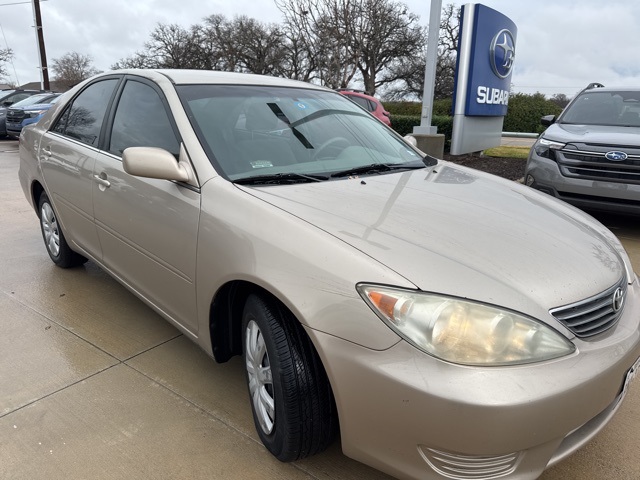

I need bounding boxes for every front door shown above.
[92,78,201,334]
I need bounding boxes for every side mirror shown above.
[403,134,427,157]
[541,115,556,126]
[122,147,190,182]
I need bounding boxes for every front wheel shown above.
[242,294,337,461]
[38,192,87,268]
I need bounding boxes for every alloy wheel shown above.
[245,319,275,434]
[41,202,60,258]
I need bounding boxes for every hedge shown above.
[391,114,453,146]
[385,92,563,134]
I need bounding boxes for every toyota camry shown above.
[18,70,640,480]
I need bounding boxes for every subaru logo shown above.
[490,29,516,79]
[605,151,628,161]
[612,287,625,313]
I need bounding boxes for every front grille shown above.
[557,147,640,184]
[550,278,627,337]
[419,446,520,479]
[6,109,25,123]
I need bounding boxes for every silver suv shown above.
[525,83,640,214]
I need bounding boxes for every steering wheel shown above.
[313,137,350,159]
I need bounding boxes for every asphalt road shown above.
[1,138,639,480]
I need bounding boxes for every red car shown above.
[338,89,391,126]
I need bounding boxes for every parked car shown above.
[18,70,640,480]
[5,92,62,138]
[0,89,47,137]
[338,88,392,126]
[525,83,640,215]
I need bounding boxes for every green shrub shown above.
[503,93,562,133]
[383,99,452,117]
[433,98,453,116]
[391,114,421,136]
[387,93,563,134]
[383,101,421,116]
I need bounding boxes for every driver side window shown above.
[109,80,180,158]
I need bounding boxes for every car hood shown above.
[242,163,625,319]
[543,123,640,146]
[11,103,54,112]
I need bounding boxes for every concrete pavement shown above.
[1,138,639,479]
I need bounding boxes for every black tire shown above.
[242,294,337,462]
[38,192,87,268]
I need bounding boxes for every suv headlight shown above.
[357,284,575,366]
[534,137,565,160]
[26,110,47,118]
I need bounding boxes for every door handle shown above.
[93,174,111,188]
[42,145,52,157]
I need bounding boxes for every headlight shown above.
[27,110,46,118]
[534,137,565,160]
[357,284,575,366]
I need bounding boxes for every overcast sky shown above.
[1,0,639,98]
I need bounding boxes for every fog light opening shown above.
[525,174,536,187]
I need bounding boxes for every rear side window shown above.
[349,95,375,112]
[52,79,118,146]
[108,80,180,157]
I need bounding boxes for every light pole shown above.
[413,0,442,135]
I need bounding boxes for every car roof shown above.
[340,90,376,99]
[111,69,329,91]
[581,85,640,94]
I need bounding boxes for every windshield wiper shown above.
[267,103,314,149]
[234,172,329,185]
[330,163,425,178]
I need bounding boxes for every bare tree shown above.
[277,0,360,89]
[52,52,100,89]
[353,0,426,94]
[385,3,459,100]
[0,48,13,80]
[277,0,425,94]
[550,93,571,109]
[113,16,287,75]
[111,51,157,69]
[144,23,204,68]
[227,16,286,75]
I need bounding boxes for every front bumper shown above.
[525,154,640,215]
[308,280,640,480]
[5,121,25,138]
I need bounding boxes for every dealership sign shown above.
[450,4,517,155]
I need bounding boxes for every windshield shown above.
[176,85,425,182]
[12,93,57,108]
[560,90,640,127]
[0,90,16,101]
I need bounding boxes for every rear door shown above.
[39,77,121,260]
[92,77,201,334]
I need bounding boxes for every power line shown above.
[0,22,20,84]
[0,0,48,6]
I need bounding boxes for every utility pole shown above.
[31,0,49,90]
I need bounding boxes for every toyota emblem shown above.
[612,287,625,312]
